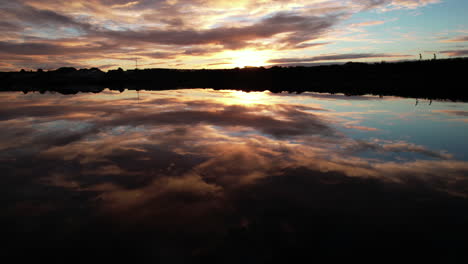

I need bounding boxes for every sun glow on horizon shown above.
[224,49,272,68]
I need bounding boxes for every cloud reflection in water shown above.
[1,89,468,262]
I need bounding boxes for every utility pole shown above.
[135,58,138,69]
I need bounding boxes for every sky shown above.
[0,0,467,71]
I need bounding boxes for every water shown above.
[1,89,468,262]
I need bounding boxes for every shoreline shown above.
[1,57,467,101]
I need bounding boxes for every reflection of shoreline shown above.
[1,57,468,101]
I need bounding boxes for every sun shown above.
[225,49,271,68]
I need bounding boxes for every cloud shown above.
[0,2,92,31]
[440,49,468,57]
[0,0,445,70]
[0,21,22,32]
[268,53,410,64]
[358,0,441,10]
[277,92,386,101]
[94,12,342,49]
[293,42,332,49]
[345,125,380,131]
[99,104,333,138]
[344,140,453,159]
[390,0,441,9]
[433,110,468,117]
[0,41,117,55]
[440,36,468,43]
[349,20,386,27]
[137,51,179,59]
[0,101,123,121]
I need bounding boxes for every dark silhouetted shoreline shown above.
[1,58,467,101]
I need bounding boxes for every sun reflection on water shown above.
[220,90,271,105]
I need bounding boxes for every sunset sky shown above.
[0,0,467,71]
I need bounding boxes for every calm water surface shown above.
[2,89,468,262]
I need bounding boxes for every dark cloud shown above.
[0,3,91,31]
[160,18,185,27]
[442,36,468,42]
[268,53,411,64]
[0,21,22,31]
[359,0,391,9]
[433,110,468,117]
[206,62,231,66]
[440,49,468,57]
[344,140,453,159]
[183,47,224,56]
[138,51,179,59]
[358,0,440,10]
[0,41,117,55]
[293,42,332,49]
